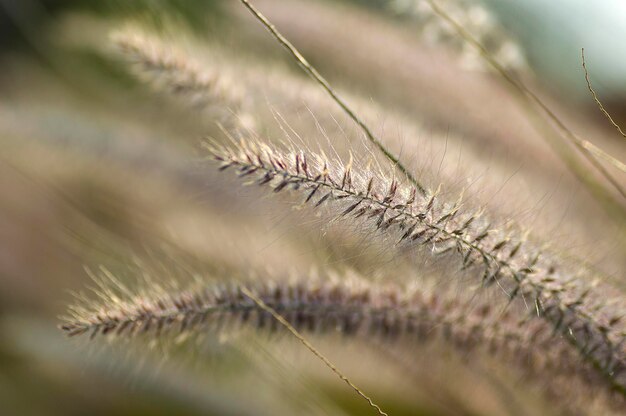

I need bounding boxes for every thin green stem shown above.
[241,287,390,416]
[238,0,426,196]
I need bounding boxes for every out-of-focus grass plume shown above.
[1,1,625,415]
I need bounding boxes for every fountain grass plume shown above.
[60,267,626,413]
[390,0,528,72]
[204,137,626,395]
[59,272,590,376]
[112,28,253,130]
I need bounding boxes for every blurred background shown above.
[0,1,625,415]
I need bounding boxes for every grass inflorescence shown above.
[205,137,626,393]
[60,272,593,385]
[43,1,626,414]
[112,29,251,130]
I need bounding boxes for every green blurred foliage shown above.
[0,0,222,48]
